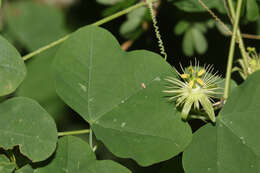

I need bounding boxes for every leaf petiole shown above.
[22,1,147,61]
[58,129,90,137]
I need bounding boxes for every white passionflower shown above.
[164,63,223,123]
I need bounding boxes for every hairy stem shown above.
[58,129,90,137]
[224,0,243,99]
[198,0,260,40]
[227,0,249,72]
[198,0,248,72]
[22,1,146,61]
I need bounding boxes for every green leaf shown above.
[16,47,69,123]
[5,1,68,51]
[54,26,192,166]
[194,23,207,33]
[96,0,126,5]
[256,17,260,35]
[183,71,260,173]
[7,0,70,123]
[120,7,146,37]
[191,28,208,54]
[247,0,259,21]
[0,97,57,162]
[183,29,194,56]
[0,155,16,173]
[35,136,131,173]
[174,20,190,35]
[102,0,136,16]
[0,35,26,96]
[172,0,218,12]
[16,165,34,173]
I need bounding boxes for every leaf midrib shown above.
[219,118,260,159]
[91,72,166,123]
[94,121,181,149]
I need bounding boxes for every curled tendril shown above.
[146,0,167,60]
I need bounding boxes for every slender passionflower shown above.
[164,62,223,123]
[233,47,260,79]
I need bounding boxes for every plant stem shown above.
[224,0,243,99]
[91,2,145,26]
[227,0,249,74]
[22,35,69,61]
[22,1,146,61]
[89,128,93,151]
[58,129,90,137]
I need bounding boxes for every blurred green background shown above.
[1,0,260,172]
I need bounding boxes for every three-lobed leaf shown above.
[182,26,208,56]
[54,25,192,166]
[183,71,260,173]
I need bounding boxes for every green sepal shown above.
[199,96,216,123]
[181,98,193,121]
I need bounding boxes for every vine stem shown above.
[198,0,248,73]
[22,35,69,61]
[58,129,90,137]
[22,1,147,61]
[198,0,260,40]
[224,0,243,99]
[226,0,249,74]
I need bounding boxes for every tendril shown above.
[147,0,167,60]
